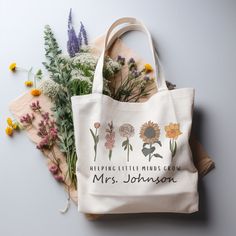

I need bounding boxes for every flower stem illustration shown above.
[164,123,182,158]
[139,121,163,161]
[119,123,135,162]
[89,122,100,161]
[105,121,115,161]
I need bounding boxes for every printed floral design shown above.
[105,121,115,160]
[139,121,163,161]
[165,123,182,158]
[89,122,100,161]
[119,123,135,162]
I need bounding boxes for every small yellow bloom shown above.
[12,123,19,130]
[165,123,182,140]
[5,126,13,136]
[25,81,33,87]
[144,64,153,73]
[7,117,13,127]
[31,89,41,96]
[9,62,17,72]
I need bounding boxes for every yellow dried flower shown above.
[12,123,19,130]
[9,62,17,72]
[5,126,13,136]
[144,64,153,73]
[7,117,13,127]
[25,81,33,87]
[31,89,41,96]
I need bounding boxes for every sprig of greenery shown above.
[43,26,78,188]
[42,26,122,189]
[110,57,155,102]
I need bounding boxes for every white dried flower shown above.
[39,79,61,99]
[79,45,91,53]
[71,53,98,69]
[103,57,122,78]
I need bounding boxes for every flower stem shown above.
[51,146,63,173]
[109,150,112,160]
[127,138,130,162]
[27,67,32,81]
[94,128,98,162]
[149,143,152,162]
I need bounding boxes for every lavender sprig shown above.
[79,22,88,45]
[67,9,80,57]
[78,27,82,47]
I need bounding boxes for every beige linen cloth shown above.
[9,35,214,219]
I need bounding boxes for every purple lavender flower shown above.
[79,21,88,45]
[128,57,137,71]
[67,9,80,57]
[143,76,150,81]
[78,27,82,47]
[131,70,141,78]
[128,58,135,65]
[117,55,125,65]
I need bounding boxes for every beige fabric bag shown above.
[71,17,198,214]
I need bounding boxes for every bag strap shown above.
[92,17,168,94]
[106,24,167,92]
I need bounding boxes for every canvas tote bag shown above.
[71,17,199,214]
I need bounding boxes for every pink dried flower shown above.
[36,112,58,150]
[30,100,41,112]
[54,174,64,182]
[20,113,35,125]
[49,165,58,175]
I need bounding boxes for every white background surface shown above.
[0,0,235,235]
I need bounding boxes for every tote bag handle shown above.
[92,17,168,94]
[106,23,167,92]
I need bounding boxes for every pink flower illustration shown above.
[105,121,115,160]
[90,122,100,161]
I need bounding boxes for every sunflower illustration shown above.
[139,121,163,161]
[165,123,182,158]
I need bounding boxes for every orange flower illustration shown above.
[165,123,182,158]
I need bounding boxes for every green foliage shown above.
[43,25,77,188]
[42,25,124,188]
